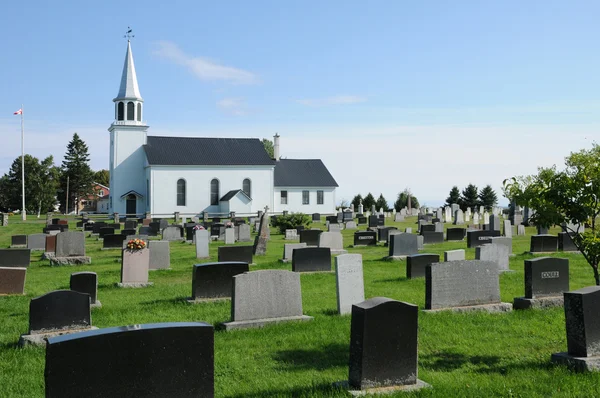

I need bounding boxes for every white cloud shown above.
[153,41,259,85]
[296,95,366,107]
[216,98,247,116]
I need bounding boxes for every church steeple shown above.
[113,38,145,125]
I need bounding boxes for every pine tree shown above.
[351,194,363,210]
[93,169,110,187]
[445,186,461,206]
[262,139,274,159]
[394,190,420,211]
[61,133,94,214]
[460,183,479,211]
[375,194,389,212]
[479,185,498,210]
[362,193,376,211]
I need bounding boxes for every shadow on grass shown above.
[272,342,348,371]
[140,297,189,306]
[320,308,339,316]
[421,350,552,374]
[373,277,407,283]
[224,381,344,398]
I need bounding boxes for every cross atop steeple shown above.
[124,27,135,41]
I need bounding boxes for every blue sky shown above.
[0,1,598,206]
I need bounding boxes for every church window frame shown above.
[302,190,310,205]
[317,190,324,205]
[127,102,135,121]
[210,178,220,206]
[280,190,287,205]
[242,178,251,198]
[177,179,186,206]
[137,103,142,122]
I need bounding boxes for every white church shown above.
[108,40,338,217]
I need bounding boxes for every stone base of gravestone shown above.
[334,380,431,396]
[423,302,512,314]
[46,254,92,266]
[513,296,564,310]
[551,352,600,372]
[117,282,154,288]
[19,326,99,347]
[223,314,313,331]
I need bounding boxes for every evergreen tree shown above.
[375,193,389,212]
[394,190,420,211]
[262,138,274,159]
[93,169,110,187]
[1,155,59,215]
[478,185,498,210]
[351,194,363,210]
[61,133,94,214]
[362,193,376,211]
[460,183,479,211]
[445,186,461,206]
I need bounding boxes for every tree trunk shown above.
[594,264,600,286]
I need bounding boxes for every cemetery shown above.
[0,211,598,397]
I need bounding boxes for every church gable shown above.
[143,136,274,166]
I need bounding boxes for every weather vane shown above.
[124,27,134,41]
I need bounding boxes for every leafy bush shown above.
[272,213,311,234]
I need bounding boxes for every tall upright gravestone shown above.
[345,297,430,393]
[253,207,270,255]
[513,257,569,310]
[335,254,364,315]
[45,322,214,397]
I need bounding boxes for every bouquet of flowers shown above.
[225,221,234,229]
[126,239,146,250]
[193,224,205,231]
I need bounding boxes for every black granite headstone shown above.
[419,224,435,234]
[312,213,320,222]
[326,215,338,224]
[295,226,305,234]
[422,232,444,244]
[530,234,558,252]
[537,226,549,235]
[103,234,127,249]
[377,227,397,243]
[98,227,114,239]
[446,228,466,241]
[83,223,94,231]
[377,217,385,226]
[354,231,377,246]
[357,217,367,225]
[368,216,379,228]
[466,230,501,248]
[149,222,161,235]
[70,272,98,304]
[349,297,418,389]
[121,228,137,236]
[186,226,196,241]
[292,247,331,272]
[0,249,31,267]
[29,290,90,333]
[91,222,106,234]
[564,286,600,357]
[524,257,569,298]
[192,262,249,299]
[139,226,151,236]
[407,254,440,279]
[11,235,27,246]
[211,223,224,237]
[217,246,253,264]
[299,230,322,246]
[45,322,214,397]
[109,223,121,230]
[124,220,138,230]
[558,232,578,252]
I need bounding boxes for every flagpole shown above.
[21,104,26,221]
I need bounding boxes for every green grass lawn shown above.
[1,215,599,397]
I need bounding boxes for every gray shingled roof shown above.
[144,136,274,166]
[274,159,338,187]
[220,189,251,201]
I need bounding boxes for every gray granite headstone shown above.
[120,248,150,285]
[517,225,526,236]
[490,236,513,255]
[195,230,210,259]
[444,249,465,262]
[237,224,251,242]
[149,241,170,270]
[223,270,313,329]
[224,228,235,244]
[282,243,307,262]
[388,234,418,258]
[453,210,464,225]
[489,215,501,231]
[162,226,183,241]
[318,232,346,255]
[425,260,505,310]
[475,243,510,272]
[27,234,46,251]
[55,232,86,257]
[503,220,513,238]
[335,254,364,315]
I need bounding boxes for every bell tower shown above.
[108,29,149,216]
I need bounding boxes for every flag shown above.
[13,109,22,115]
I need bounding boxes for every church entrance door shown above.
[126,194,137,215]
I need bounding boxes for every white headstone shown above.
[195,229,209,259]
[335,254,365,315]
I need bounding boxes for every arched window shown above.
[210,179,219,205]
[137,103,142,121]
[242,178,251,198]
[127,102,135,120]
[177,179,186,206]
[117,102,124,121]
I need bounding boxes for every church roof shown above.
[143,136,275,166]
[274,159,338,187]
[115,41,142,100]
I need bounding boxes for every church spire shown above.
[115,40,142,101]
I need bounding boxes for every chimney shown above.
[273,133,280,161]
